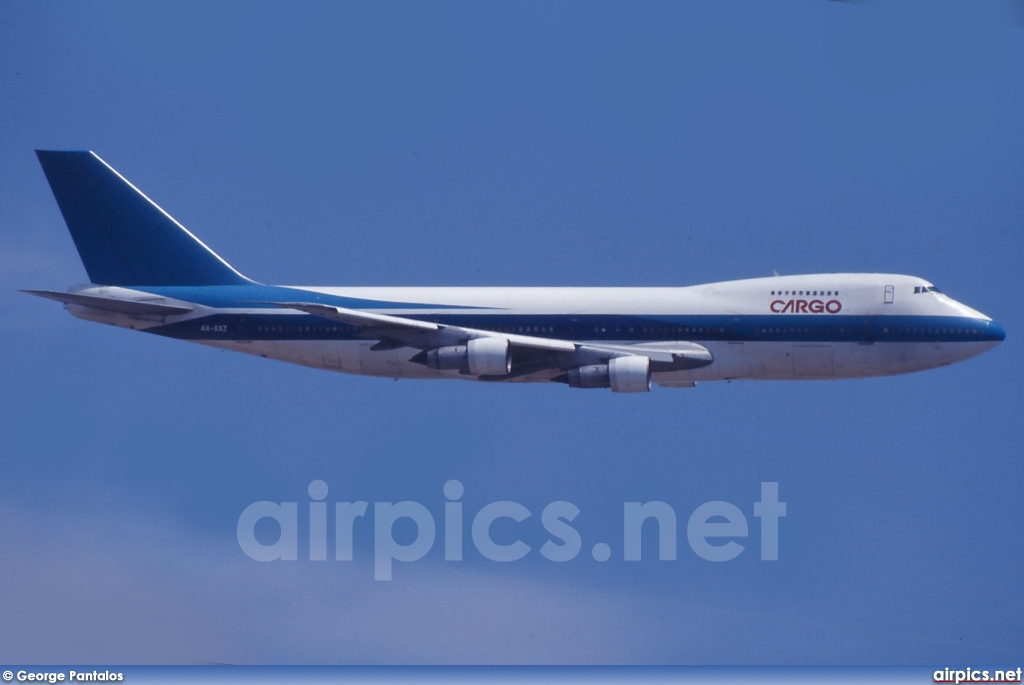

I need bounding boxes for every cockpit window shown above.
[914,286,942,294]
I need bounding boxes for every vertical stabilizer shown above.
[36,150,251,286]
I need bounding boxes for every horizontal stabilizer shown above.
[23,289,194,316]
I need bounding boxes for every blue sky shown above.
[1,0,1021,665]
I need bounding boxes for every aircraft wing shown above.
[270,302,575,351]
[269,301,712,370]
[289,302,442,332]
[579,341,713,365]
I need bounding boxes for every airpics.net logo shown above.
[237,481,787,580]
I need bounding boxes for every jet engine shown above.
[425,337,512,376]
[565,356,651,393]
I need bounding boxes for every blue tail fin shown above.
[36,150,252,286]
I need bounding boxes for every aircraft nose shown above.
[986,319,1006,342]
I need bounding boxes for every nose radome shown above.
[986,319,1006,342]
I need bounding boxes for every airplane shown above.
[26,150,1005,392]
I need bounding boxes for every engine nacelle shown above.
[565,356,651,393]
[425,337,511,376]
[467,337,512,375]
[609,356,652,392]
[566,364,611,389]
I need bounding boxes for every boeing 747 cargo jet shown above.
[26,151,1005,392]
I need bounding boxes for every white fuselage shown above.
[62,273,1005,389]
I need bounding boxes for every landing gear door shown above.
[884,285,895,304]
